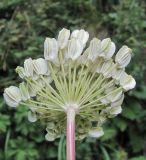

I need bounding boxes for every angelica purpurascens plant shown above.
[3,28,136,160]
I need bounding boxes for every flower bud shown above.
[29,80,42,93]
[28,110,37,122]
[111,94,124,107]
[45,132,56,141]
[115,45,132,68]
[119,73,136,91]
[65,38,83,60]
[100,83,115,104]
[27,83,36,97]
[88,38,101,61]
[37,78,46,88]
[109,106,122,115]
[100,38,116,59]
[88,127,104,138]
[44,38,58,64]
[15,66,25,79]
[100,60,114,78]
[71,29,89,47]
[100,97,110,105]
[106,88,123,102]
[33,58,48,75]
[112,67,125,81]
[19,82,30,101]
[43,76,52,84]
[98,116,107,125]
[3,86,21,107]
[24,58,34,77]
[77,49,89,65]
[46,122,55,130]
[58,28,70,49]
[95,58,104,73]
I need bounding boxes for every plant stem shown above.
[4,129,11,160]
[58,135,65,160]
[67,107,76,160]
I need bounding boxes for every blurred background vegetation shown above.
[0,0,146,159]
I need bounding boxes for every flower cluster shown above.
[3,28,136,141]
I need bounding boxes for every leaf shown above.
[113,118,127,131]
[101,127,117,141]
[122,101,143,120]
[129,156,146,160]
[0,114,10,133]
[129,128,144,153]
[100,146,111,160]
[130,86,146,100]
[16,150,26,160]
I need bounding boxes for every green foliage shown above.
[129,156,146,160]
[0,0,146,159]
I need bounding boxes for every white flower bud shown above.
[109,106,122,115]
[100,97,110,105]
[98,116,107,125]
[58,28,70,49]
[33,73,39,80]
[45,132,56,141]
[44,38,59,64]
[119,73,136,91]
[37,78,46,88]
[19,82,30,101]
[100,60,114,78]
[88,127,104,138]
[112,67,125,81]
[4,86,21,107]
[106,88,123,102]
[43,76,52,84]
[88,38,101,61]
[65,38,83,60]
[15,66,26,79]
[71,29,89,47]
[100,83,115,104]
[33,58,48,75]
[46,122,55,130]
[77,49,89,65]
[27,83,36,97]
[100,38,116,59]
[28,110,37,122]
[95,58,104,73]
[115,45,132,68]
[24,58,34,77]
[111,94,124,107]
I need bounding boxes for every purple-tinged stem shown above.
[67,108,76,160]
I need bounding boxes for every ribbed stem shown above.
[67,108,76,160]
